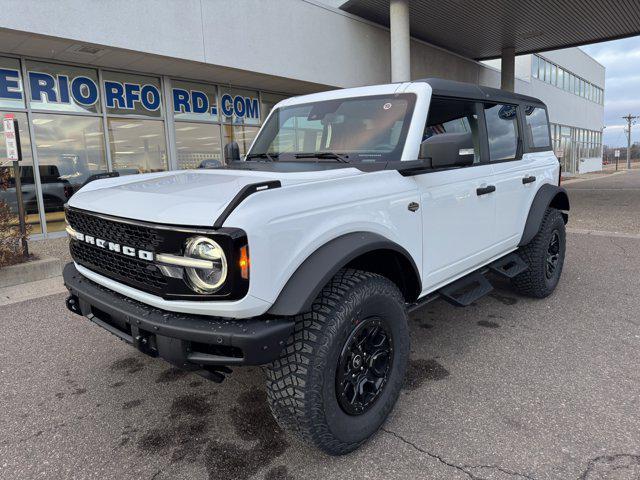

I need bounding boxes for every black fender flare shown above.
[267,232,421,316]
[519,184,570,247]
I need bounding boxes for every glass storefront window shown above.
[531,55,539,79]
[222,124,259,158]
[108,118,167,174]
[174,122,222,169]
[31,113,107,232]
[557,68,564,89]
[219,87,260,126]
[538,58,546,81]
[0,57,25,110]
[103,71,162,118]
[26,61,100,114]
[171,80,218,123]
[0,111,42,234]
[261,92,288,121]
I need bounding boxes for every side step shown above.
[438,272,493,307]
[488,252,528,279]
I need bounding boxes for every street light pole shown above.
[622,114,637,170]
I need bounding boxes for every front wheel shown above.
[512,207,566,298]
[263,269,410,455]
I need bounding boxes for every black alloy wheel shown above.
[545,230,561,280]
[336,317,393,415]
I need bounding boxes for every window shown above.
[538,58,546,81]
[0,111,42,233]
[531,56,539,79]
[26,61,101,114]
[102,71,162,118]
[219,87,260,126]
[570,74,575,94]
[171,80,218,123]
[545,61,551,84]
[108,118,167,174]
[484,103,519,161]
[31,113,107,232]
[550,64,557,86]
[423,98,481,163]
[0,57,25,110]
[261,92,288,122]
[557,68,564,89]
[174,122,222,169]
[222,124,260,157]
[250,94,415,162]
[524,107,551,149]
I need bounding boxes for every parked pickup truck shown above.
[63,78,569,455]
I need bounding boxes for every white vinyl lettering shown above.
[122,246,136,257]
[108,242,121,253]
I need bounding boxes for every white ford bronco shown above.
[63,78,569,455]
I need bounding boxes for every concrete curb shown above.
[0,257,62,288]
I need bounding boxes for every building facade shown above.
[0,0,604,238]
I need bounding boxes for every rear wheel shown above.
[263,269,409,455]
[512,207,566,298]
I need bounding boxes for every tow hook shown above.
[66,295,81,315]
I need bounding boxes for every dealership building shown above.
[0,0,633,238]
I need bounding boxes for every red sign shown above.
[2,113,19,164]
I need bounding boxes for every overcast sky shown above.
[580,36,640,147]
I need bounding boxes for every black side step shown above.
[438,272,493,307]
[488,253,528,279]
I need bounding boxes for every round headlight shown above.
[184,236,227,293]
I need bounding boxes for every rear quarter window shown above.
[524,107,551,149]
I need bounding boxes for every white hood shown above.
[68,168,362,226]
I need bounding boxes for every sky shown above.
[580,36,640,147]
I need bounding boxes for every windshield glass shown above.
[248,94,415,162]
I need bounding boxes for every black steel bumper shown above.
[63,263,294,368]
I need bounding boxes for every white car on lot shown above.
[63,78,569,455]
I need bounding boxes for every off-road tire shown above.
[263,269,410,455]
[512,207,566,298]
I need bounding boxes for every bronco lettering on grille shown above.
[70,230,154,261]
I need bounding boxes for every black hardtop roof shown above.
[415,78,547,108]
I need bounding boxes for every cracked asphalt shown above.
[1,171,639,480]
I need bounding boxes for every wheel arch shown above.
[519,184,570,247]
[267,232,421,316]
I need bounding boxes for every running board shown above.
[438,272,493,307]
[488,252,528,279]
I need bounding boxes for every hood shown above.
[68,168,361,226]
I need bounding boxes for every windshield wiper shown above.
[294,152,350,163]
[246,152,278,162]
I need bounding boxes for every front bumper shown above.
[63,263,294,368]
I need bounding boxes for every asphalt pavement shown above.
[1,171,639,480]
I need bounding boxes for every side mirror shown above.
[419,132,475,169]
[198,158,222,169]
[224,141,240,163]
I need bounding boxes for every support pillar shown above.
[390,0,411,83]
[501,46,515,92]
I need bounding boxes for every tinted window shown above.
[424,98,481,163]
[484,103,519,161]
[524,106,551,149]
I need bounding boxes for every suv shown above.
[63,78,569,455]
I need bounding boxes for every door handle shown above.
[522,175,536,184]
[476,185,496,196]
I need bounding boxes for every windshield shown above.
[248,94,416,162]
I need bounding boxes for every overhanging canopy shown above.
[341,0,640,60]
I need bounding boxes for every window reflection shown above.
[484,104,518,161]
[174,122,222,169]
[108,118,167,174]
[0,111,41,234]
[32,113,107,231]
[222,124,259,158]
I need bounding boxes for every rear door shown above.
[414,97,498,292]
[490,104,554,249]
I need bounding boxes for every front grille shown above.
[66,208,162,252]
[70,241,167,293]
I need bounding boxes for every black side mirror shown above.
[224,141,240,163]
[198,159,222,169]
[419,132,475,169]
